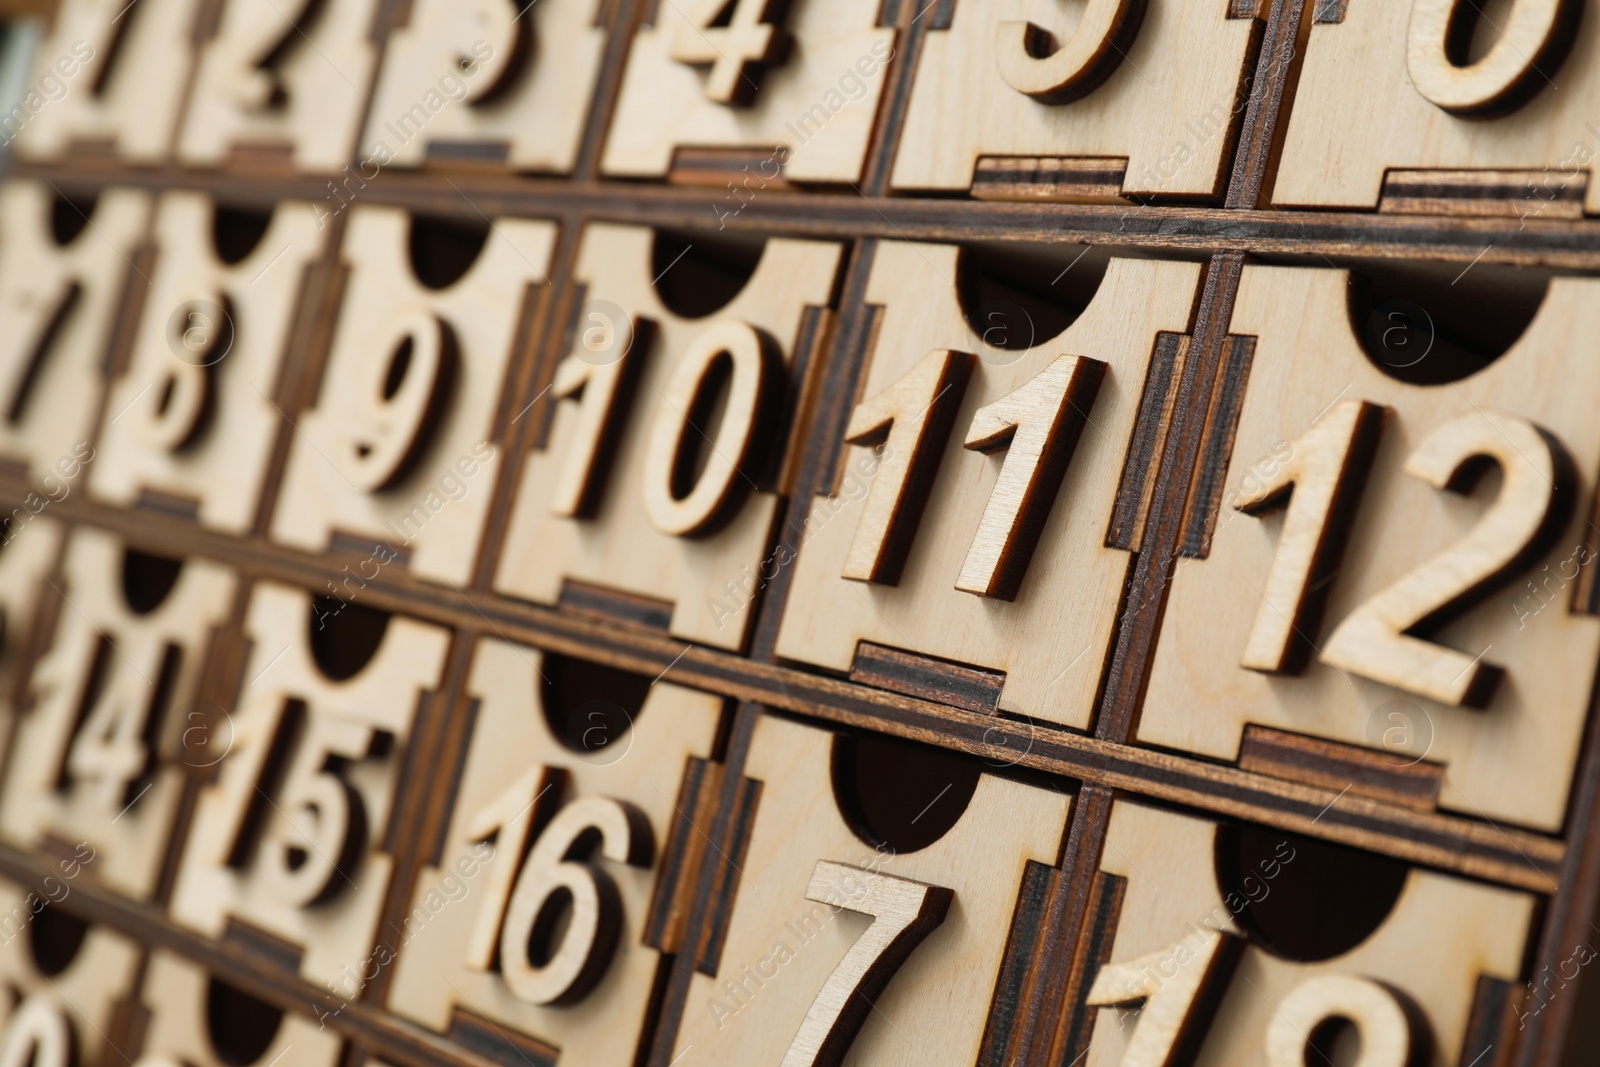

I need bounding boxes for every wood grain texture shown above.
[669,714,1070,1067]
[777,244,1199,729]
[92,193,328,532]
[893,0,1259,198]
[363,0,605,174]
[0,527,234,900]
[1144,265,1600,832]
[386,637,722,1065]
[1084,801,1533,1067]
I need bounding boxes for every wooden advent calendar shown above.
[0,0,1598,1065]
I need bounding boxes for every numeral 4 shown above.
[669,0,790,105]
[782,862,952,1067]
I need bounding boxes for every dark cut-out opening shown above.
[205,977,285,1067]
[649,230,768,319]
[213,204,275,265]
[409,215,492,290]
[308,597,391,682]
[50,194,97,246]
[1308,1015,1363,1067]
[383,337,414,400]
[670,352,733,500]
[540,653,648,755]
[956,243,1112,354]
[1214,823,1408,963]
[831,732,982,855]
[122,548,184,615]
[1348,259,1550,385]
[28,903,89,977]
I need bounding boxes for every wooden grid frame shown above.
[2,0,1599,1064]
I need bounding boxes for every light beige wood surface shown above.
[0,527,234,900]
[671,715,1070,1067]
[0,180,148,488]
[1273,0,1600,210]
[170,581,449,989]
[388,637,723,1063]
[362,0,605,173]
[495,222,842,650]
[272,206,554,585]
[892,0,1259,197]
[0,516,61,767]
[1142,266,1600,832]
[1085,802,1532,1067]
[602,0,894,183]
[177,0,380,172]
[0,880,140,1067]
[13,0,200,162]
[92,193,328,531]
[140,950,343,1067]
[775,244,1198,728]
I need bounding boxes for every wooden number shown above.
[1233,400,1386,674]
[1263,975,1416,1067]
[994,0,1145,104]
[258,713,379,908]
[462,768,546,971]
[344,310,457,494]
[781,862,952,1067]
[1085,929,1239,1067]
[226,0,320,110]
[497,795,653,1005]
[0,997,70,1067]
[668,0,789,105]
[1407,0,1572,115]
[1,281,81,425]
[957,354,1106,600]
[841,349,974,585]
[641,319,775,537]
[65,662,163,812]
[1322,411,1572,706]
[138,295,232,453]
[548,318,644,518]
[450,0,532,105]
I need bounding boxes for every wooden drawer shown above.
[892,0,1262,201]
[1274,0,1600,213]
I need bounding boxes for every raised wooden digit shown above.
[994,0,1146,103]
[0,997,70,1067]
[226,0,318,110]
[1263,975,1416,1067]
[344,311,457,493]
[1407,0,1575,115]
[668,0,788,105]
[498,796,653,1005]
[1233,400,1387,674]
[842,349,974,585]
[462,768,547,971]
[957,353,1106,599]
[259,714,380,908]
[1321,410,1573,706]
[548,318,645,518]
[642,319,776,537]
[1085,929,1240,1067]
[137,294,232,454]
[781,863,953,1067]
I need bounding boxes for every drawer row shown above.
[0,558,1555,1065]
[4,177,1599,834]
[9,0,1600,211]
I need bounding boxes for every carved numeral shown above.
[138,294,233,453]
[1,281,81,426]
[468,787,652,1005]
[1232,400,1386,674]
[669,0,789,105]
[1407,0,1574,115]
[449,0,534,106]
[957,354,1105,599]
[642,319,777,537]
[781,862,952,1067]
[842,349,974,585]
[65,661,160,811]
[226,0,322,111]
[1086,929,1240,1066]
[994,0,1146,103]
[344,310,457,493]
[0,997,71,1067]
[1264,975,1417,1067]
[548,316,646,518]
[1321,410,1572,706]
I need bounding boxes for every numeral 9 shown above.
[344,310,458,493]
